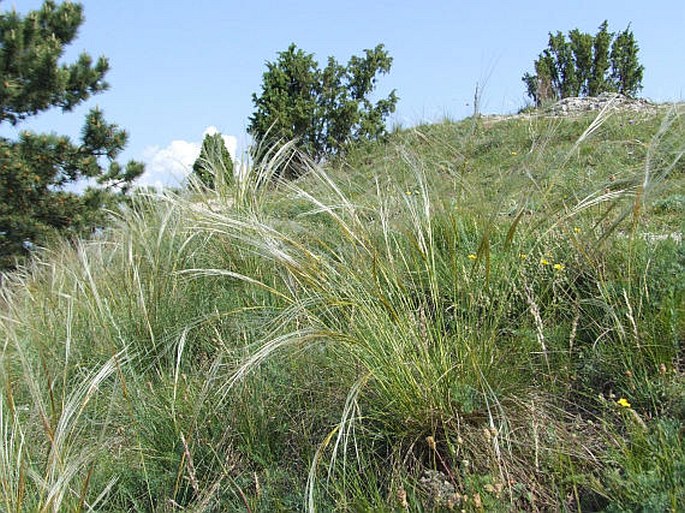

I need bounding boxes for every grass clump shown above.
[1,104,683,511]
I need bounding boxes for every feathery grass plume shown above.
[0,105,682,510]
[0,395,26,513]
[0,335,126,511]
[233,134,301,212]
[195,137,585,507]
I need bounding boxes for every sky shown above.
[3,0,684,188]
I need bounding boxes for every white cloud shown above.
[137,127,238,189]
[137,140,200,189]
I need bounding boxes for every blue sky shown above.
[3,0,684,187]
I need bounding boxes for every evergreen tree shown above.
[523,21,644,106]
[523,56,554,106]
[248,44,321,175]
[0,1,143,269]
[610,25,644,97]
[548,31,579,98]
[588,21,613,96]
[248,43,397,178]
[569,28,594,96]
[191,133,233,190]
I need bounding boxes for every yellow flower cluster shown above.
[539,254,565,272]
[465,251,565,271]
[617,397,631,408]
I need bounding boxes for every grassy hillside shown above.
[1,104,684,512]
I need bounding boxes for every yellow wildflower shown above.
[511,151,518,156]
[553,263,565,271]
[468,254,477,261]
[617,397,631,408]
[540,258,550,266]
[573,227,581,234]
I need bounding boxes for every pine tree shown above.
[0,1,143,269]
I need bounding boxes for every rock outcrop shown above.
[547,92,657,116]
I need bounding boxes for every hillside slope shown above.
[1,104,684,512]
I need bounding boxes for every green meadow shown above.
[1,105,684,512]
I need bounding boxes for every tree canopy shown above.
[523,21,644,106]
[0,1,143,269]
[248,43,398,177]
